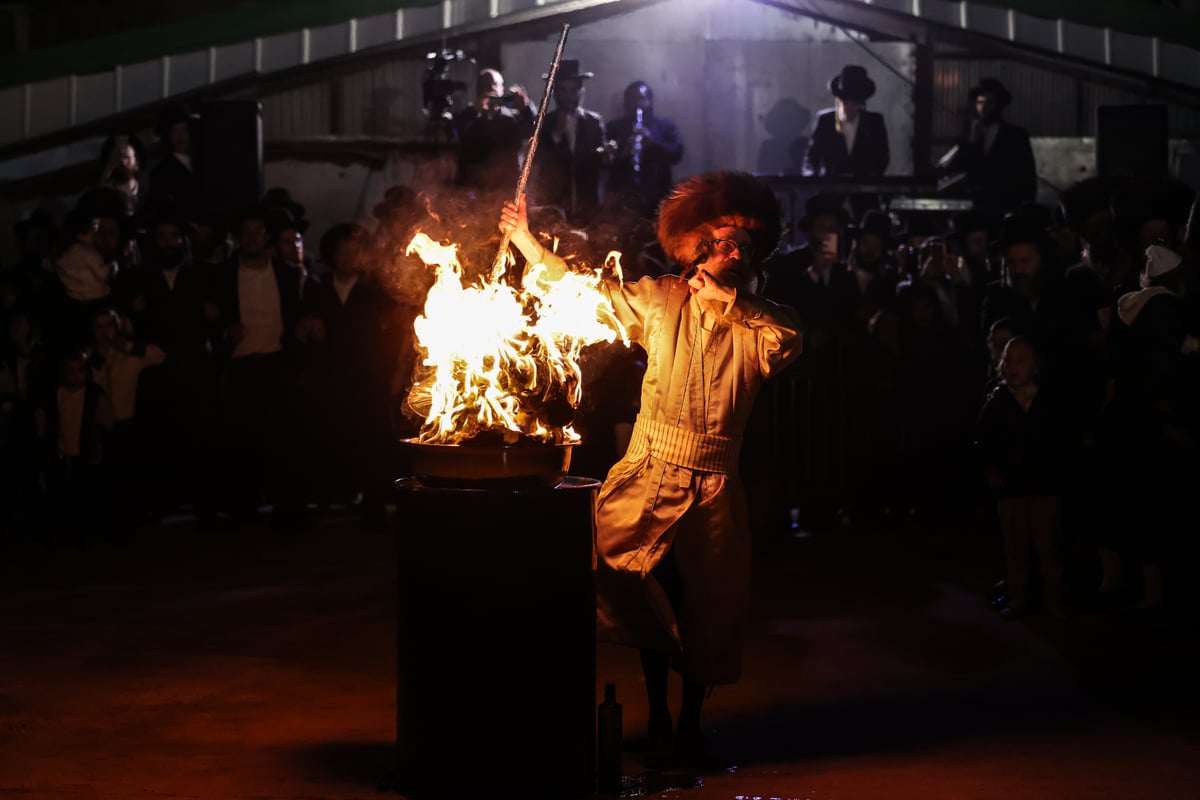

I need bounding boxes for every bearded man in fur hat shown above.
[501,170,803,766]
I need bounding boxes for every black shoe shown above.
[627,713,673,755]
[674,728,728,773]
[648,711,672,743]
[999,604,1026,621]
[1092,587,1131,612]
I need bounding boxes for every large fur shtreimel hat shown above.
[657,171,782,268]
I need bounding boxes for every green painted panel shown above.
[1,0,438,88]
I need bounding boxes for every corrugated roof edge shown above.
[963,0,1200,52]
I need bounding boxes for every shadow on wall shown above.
[757,98,812,175]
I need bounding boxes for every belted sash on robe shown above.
[624,416,742,475]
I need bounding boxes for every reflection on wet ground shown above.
[618,769,705,797]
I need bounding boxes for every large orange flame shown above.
[405,233,628,445]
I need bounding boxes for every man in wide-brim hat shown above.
[990,212,1055,259]
[947,207,999,287]
[147,103,203,224]
[761,191,857,331]
[941,76,1037,214]
[499,171,802,766]
[969,77,1012,108]
[803,64,890,179]
[979,211,1067,340]
[534,60,609,224]
[844,208,900,318]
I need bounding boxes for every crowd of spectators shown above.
[0,114,433,535]
[754,174,1200,622]
[2,76,1198,626]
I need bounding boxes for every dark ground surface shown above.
[1,498,1198,799]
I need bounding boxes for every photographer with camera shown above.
[453,68,534,196]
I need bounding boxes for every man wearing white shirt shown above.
[211,206,306,527]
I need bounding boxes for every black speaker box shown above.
[194,99,263,223]
[1096,104,1168,180]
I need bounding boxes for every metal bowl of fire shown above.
[397,229,628,489]
[400,433,574,488]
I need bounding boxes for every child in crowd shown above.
[55,211,113,304]
[88,307,165,431]
[975,336,1069,620]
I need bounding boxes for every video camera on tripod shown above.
[423,48,467,139]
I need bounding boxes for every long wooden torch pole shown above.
[490,23,570,281]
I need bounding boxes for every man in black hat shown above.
[261,188,313,287]
[110,201,218,520]
[146,104,203,225]
[803,65,890,180]
[533,60,610,226]
[980,215,1072,376]
[1060,176,1131,294]
[762,192,858,338]
[940,78,1037,214]
[947,208,999,290]
[848,209,899,320]
[113,203,207,356]
[605,80,685,221]
[893,211,942,283]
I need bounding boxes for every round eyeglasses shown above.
[710,238,753,259]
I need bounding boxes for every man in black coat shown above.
[533,60,610,226]
[803,65,890,179]
[145,105,203,226]
[209,206,307,526]
[110,203,218,519]
[979,214,1072,382]
[763,192,859,351]
[848,209,900,321]
[304,223,419,528]
[941,78,1037,216]
[453,68,534,197]
[605,80,685,220]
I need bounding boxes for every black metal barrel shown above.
[393,476,600,800]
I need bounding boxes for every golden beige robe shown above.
[594,274,802,684]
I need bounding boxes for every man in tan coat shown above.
[501,171,803,765]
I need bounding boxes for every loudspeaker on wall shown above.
[194,99,264,222]
[1096,104,1168,180]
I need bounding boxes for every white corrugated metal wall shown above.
[260,52,477,140]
